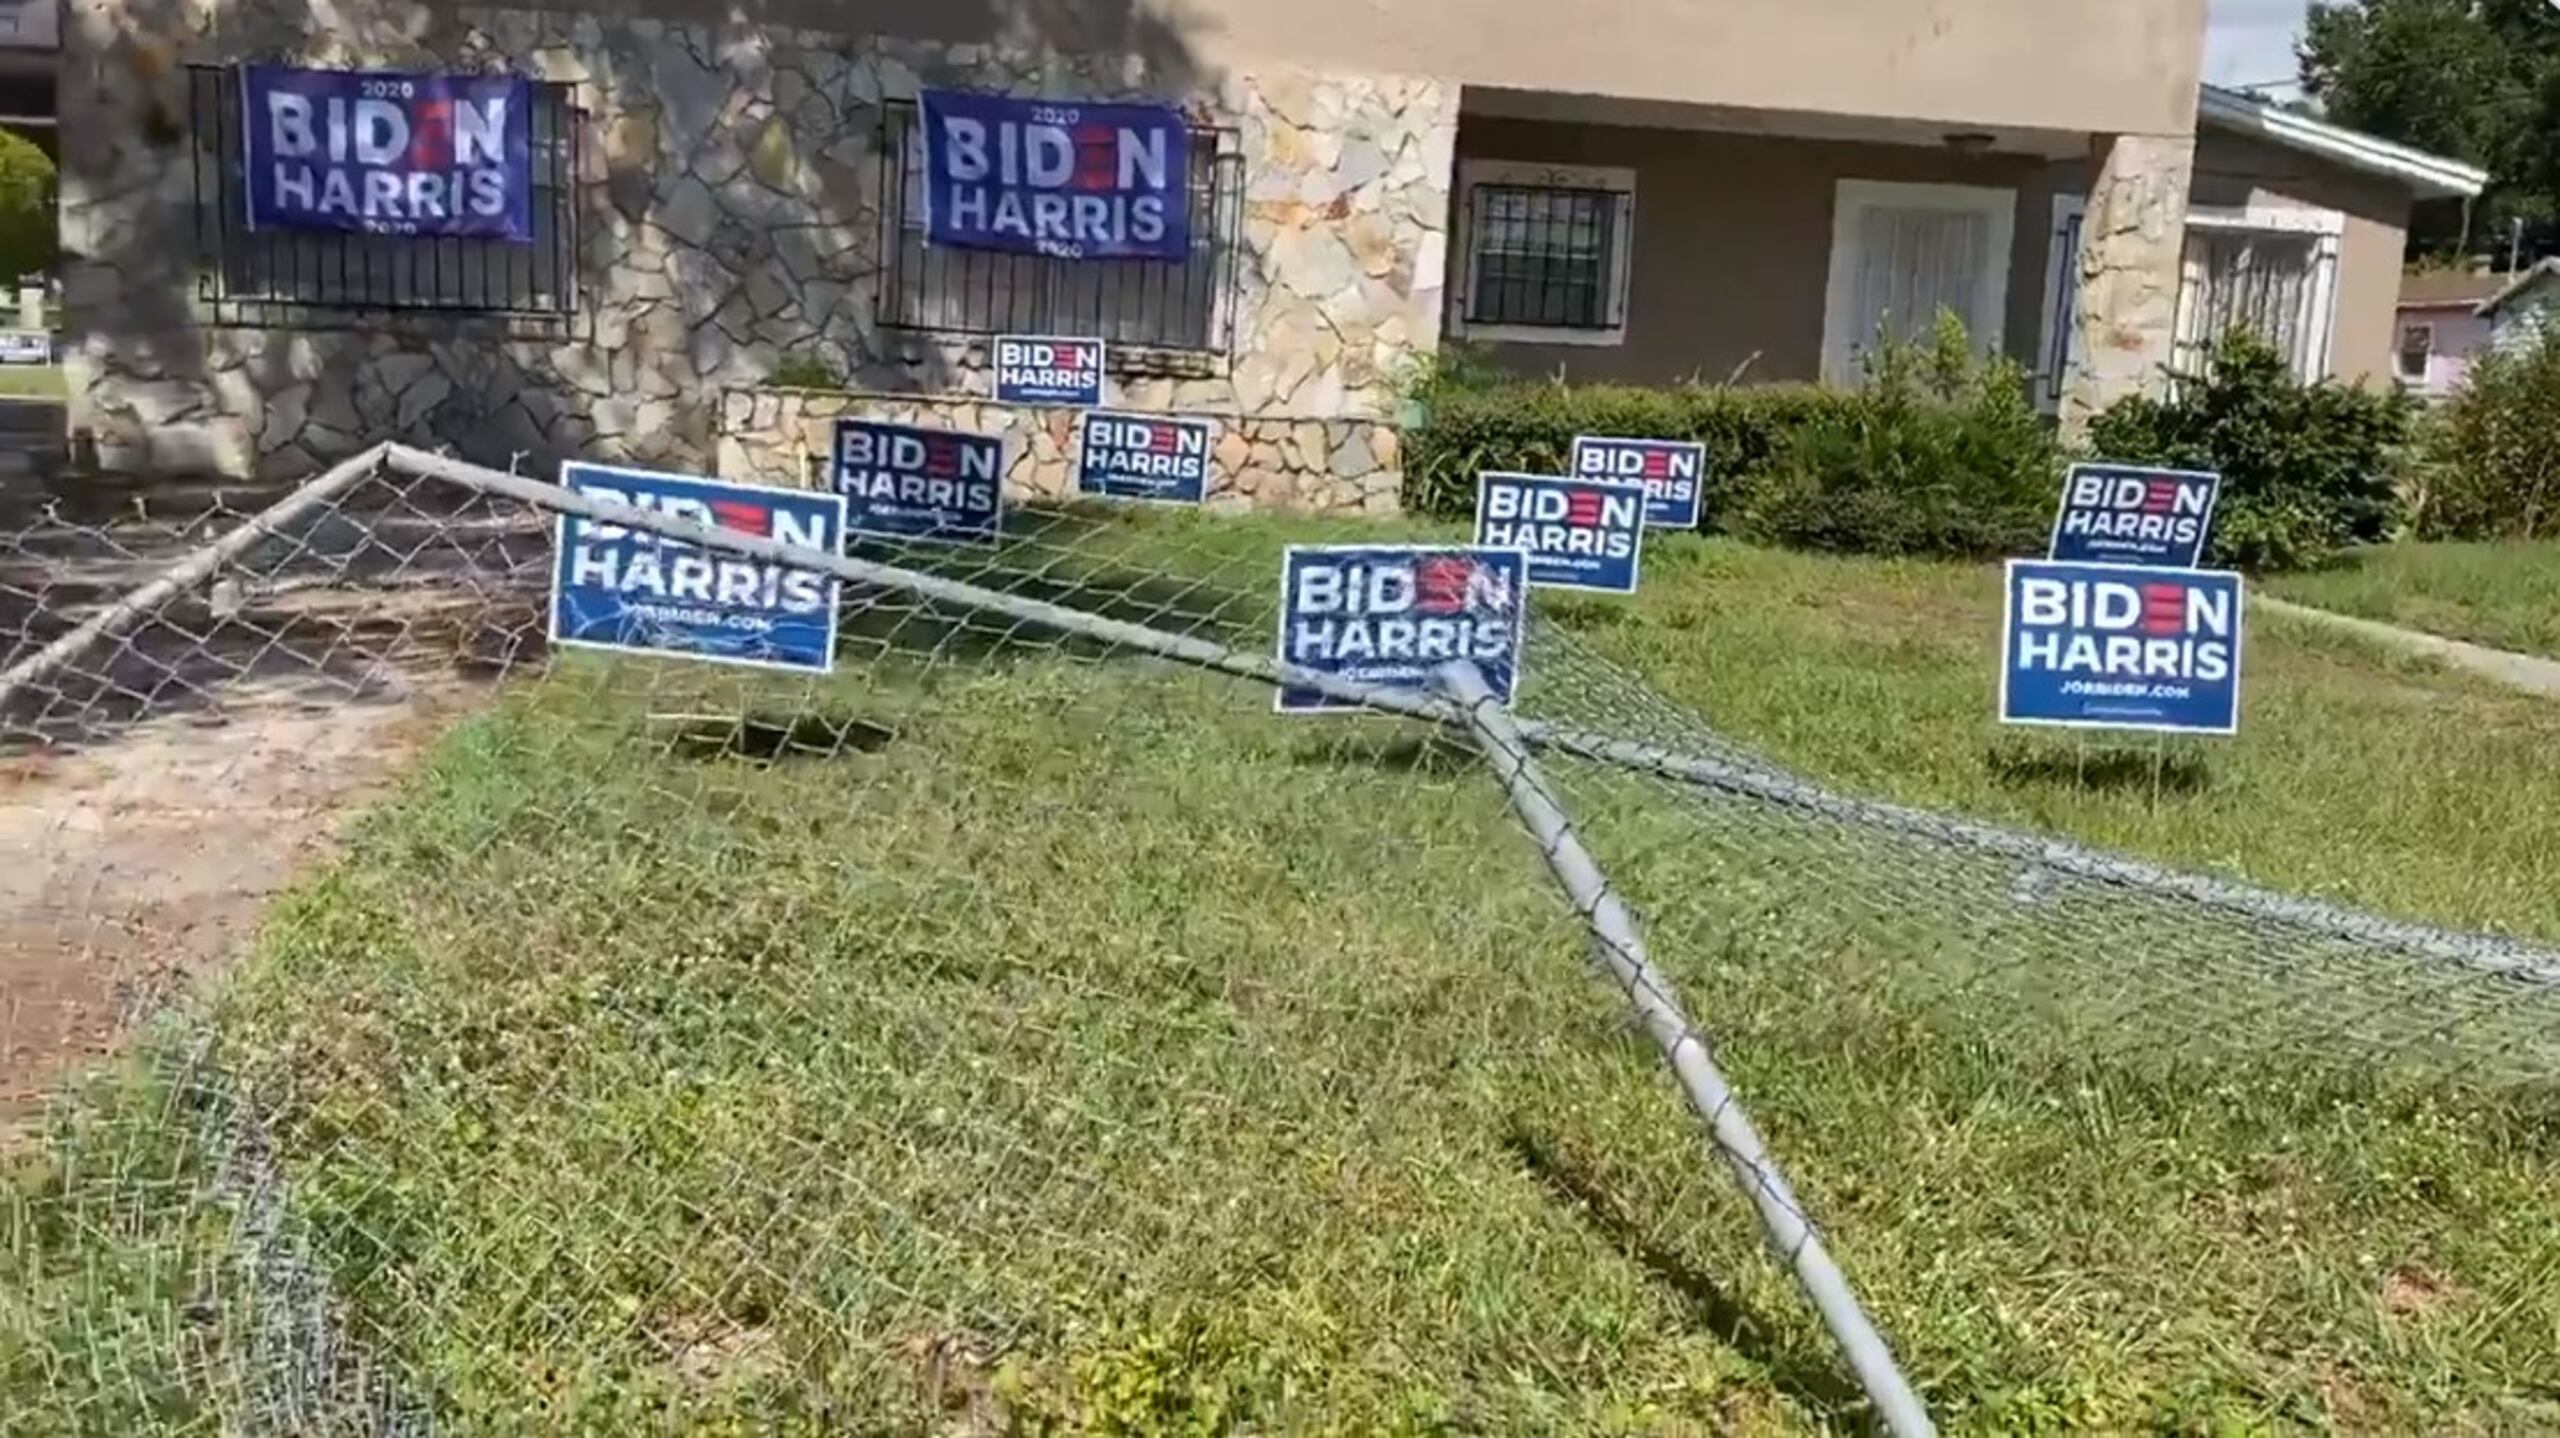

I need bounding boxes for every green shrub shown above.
[0,130,52,283]
[1399,375,1840,527]
[1725,313,2060,559]
[1403,313,2060,560]
[2086,332,2414,571]
[766,350,846,389]
[2414,320,2560,539]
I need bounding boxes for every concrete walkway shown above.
[2255,595,2560,698]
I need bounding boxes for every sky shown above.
[2206,0,2314,91]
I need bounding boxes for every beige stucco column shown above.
[2059,130,2196,433]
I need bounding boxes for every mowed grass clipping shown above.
[9,518,2560,1432]
[2267,538,2560,661]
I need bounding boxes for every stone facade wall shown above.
[2060,130,2195,433]
[61,0,1458,504]
[718,388,1401,513]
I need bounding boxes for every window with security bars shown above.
[878,102,1242,360]
[188,65,583,328]
[1462,183,1629,332]
[2397,323,2433,383]
[2171,221,2338,385]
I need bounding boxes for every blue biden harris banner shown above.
[1999,559,2243,736]
[549,464,845,675]
[918,89,1190,261]
[243,65,533,240]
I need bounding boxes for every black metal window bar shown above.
[189,65,582,331]
[2170,227,2332,398]
[879,101,1243,363]
[1464,183,1625,331]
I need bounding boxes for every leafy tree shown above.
[2299,0,2560,256]
[0,129,52,283]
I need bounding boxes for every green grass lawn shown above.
[2266,539,2560,661]
[0,363,65,400]
[1576,537,2560,944]
[10,512,2560,1434]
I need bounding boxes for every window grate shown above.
[1463,184,1623,331]
[189,65,583,332]
[878,101,1242,366]
[2173,228,2328,385]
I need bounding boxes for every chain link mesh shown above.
[8,447,2560,1432]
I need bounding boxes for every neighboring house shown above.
[53,0,2484,497]
[2479,258,2560,356]
[2389,262,2560,402]
[2392,270,2503,400]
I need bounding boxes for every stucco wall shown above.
[687,0,2206,141]
[2392,305,2484,399]
[62,0,1456,501]
[2190,127,2415,388]
[1453,116,2082,386]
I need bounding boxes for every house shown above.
[2479,258,2560,356]
[2390,261,2560,401]
[56,0,2486,505]
[2392,269,2505,400]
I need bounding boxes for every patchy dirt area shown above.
[1,585,536,1132]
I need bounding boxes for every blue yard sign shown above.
[919,90,1190,261]
[2048,462,2222,568]
[994,335,1106,406]
[1569,435,1707,529]
[549,463,844,675]
[1473,472,1647,594]
[2000,559,2243,735]
[832,418,1007,546]
[1276,545,1529,714]
[242,65,533,240]
[1075,411,1214,505]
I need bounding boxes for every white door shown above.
[1821,180,2018,383]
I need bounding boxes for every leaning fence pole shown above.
[0,443,394,712]
[1437,660,1935,1438]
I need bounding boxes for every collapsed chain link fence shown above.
[6,443,2560,1433]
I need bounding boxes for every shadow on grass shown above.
[1984,743,2213,797]
[650,709,897,765]
[1504,1130,1872,1425]
[1294,732,1481,778]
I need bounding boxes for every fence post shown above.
[1436,660,1936,1438]
[0,444,393,712]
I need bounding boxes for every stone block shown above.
[1328,428,1376,480]
[122,378,204,427]
[396,367,454,429]
[657,174,719,248]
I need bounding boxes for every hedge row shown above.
[1400,381,1840,527]
[1401,321,2063,560]
[1400,326,2415,571]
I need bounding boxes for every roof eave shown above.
[2198,85,2490,201]
[2475,259,2560,316]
